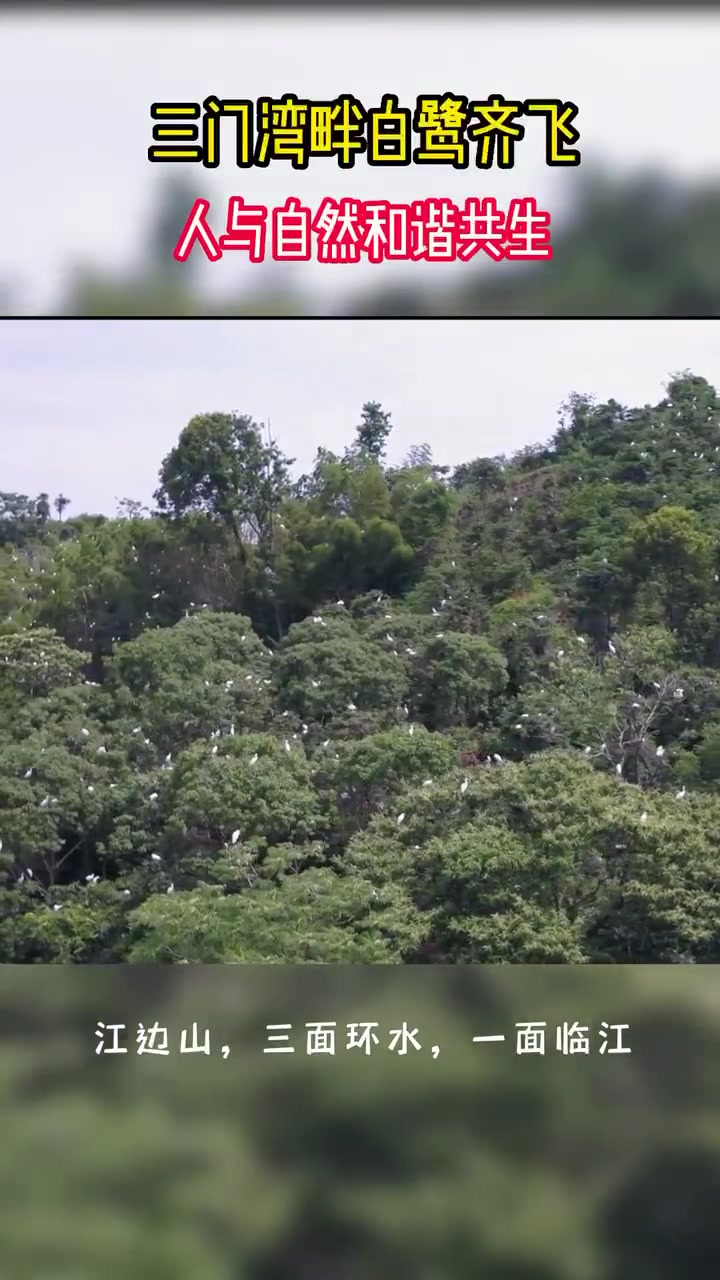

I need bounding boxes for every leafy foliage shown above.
[5,377,720,962]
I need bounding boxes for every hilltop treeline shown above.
[4,376,720,962]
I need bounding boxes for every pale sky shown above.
[1,319,718,514]
[2,11,719,310]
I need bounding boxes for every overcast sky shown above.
[1,319,718,515]
[2,11,720,309]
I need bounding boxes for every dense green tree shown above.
[353,401,393,462]
[623,506,715,628]
[155,412,293,555]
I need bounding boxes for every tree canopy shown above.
[4,376,720,962]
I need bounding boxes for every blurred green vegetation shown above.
[14,171,720,317]
[1,965,719,1278]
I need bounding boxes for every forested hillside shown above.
[4,374,720,963]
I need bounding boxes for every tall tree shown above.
[154,412,293,554]
[353,401,392,463]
